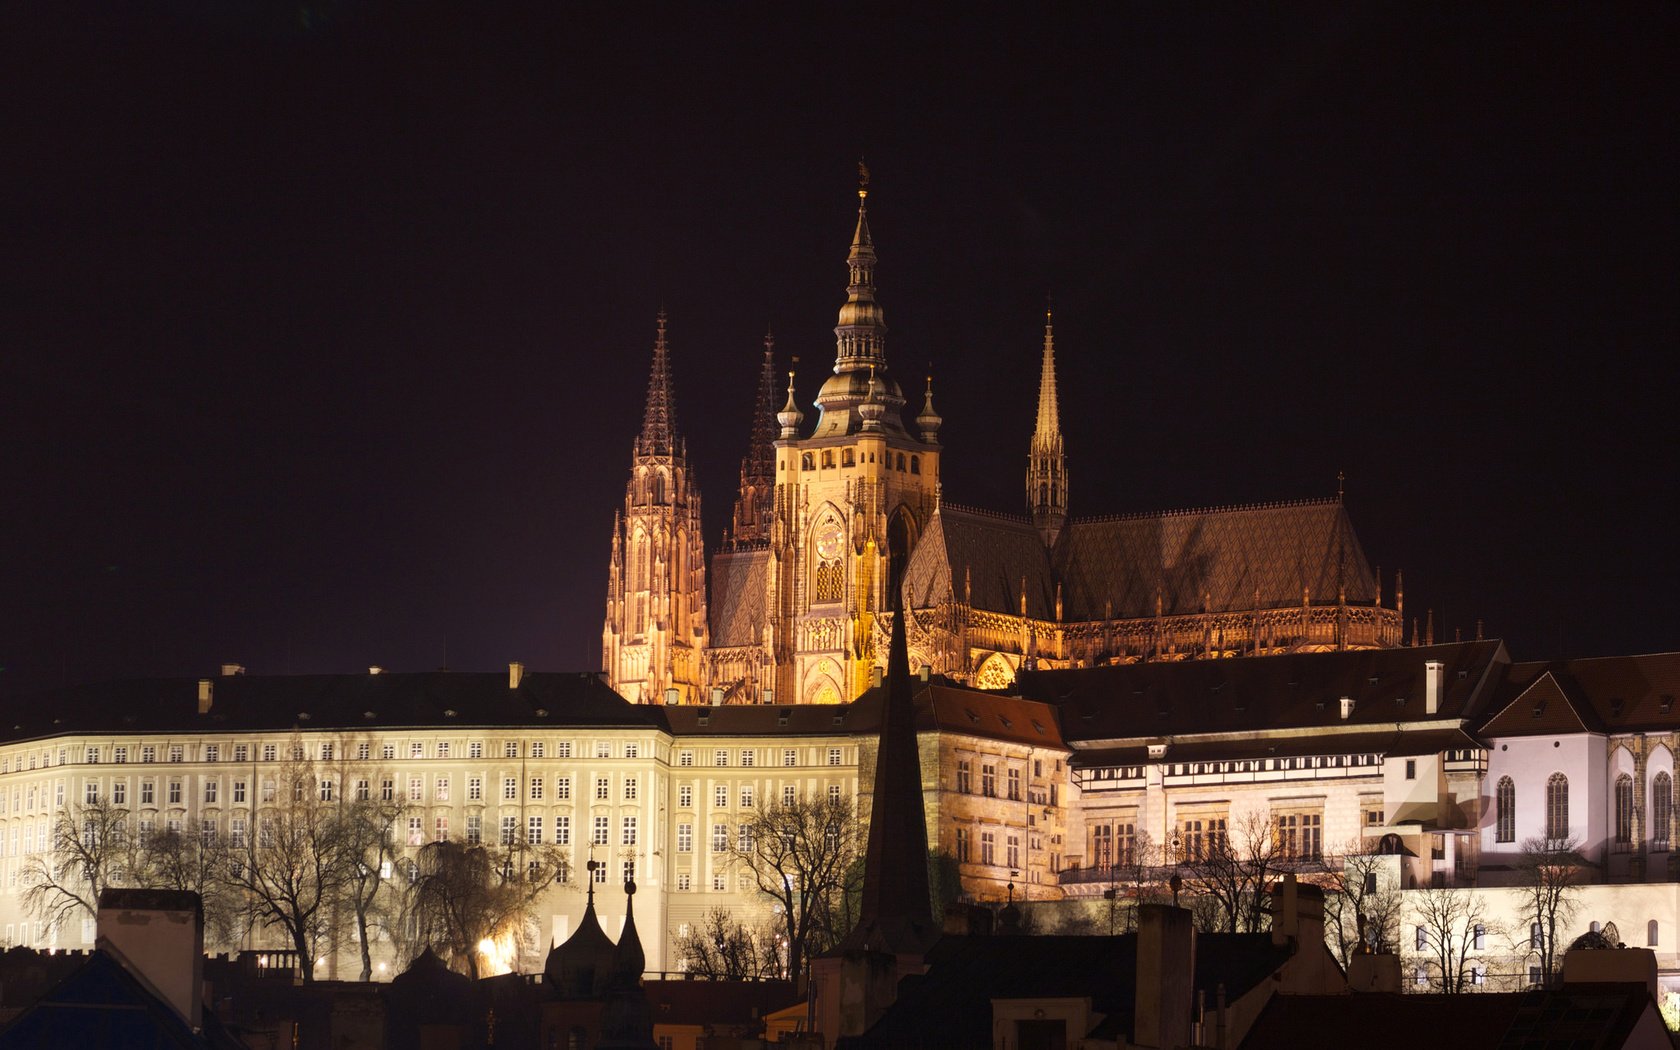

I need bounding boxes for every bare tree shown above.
[673,908,783,979]
[133,827,248,953]
[398,838,568,979]
[1409,886,1500,993]
[327,746,410,982]
[21,798,135,934]
[1516,835,1586,987]
[728,791,860,990]
[1321,840,1404,966]
[1185,810,1283,933]
[218,740,351,980]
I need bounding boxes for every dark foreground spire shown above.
[841,592,937,952]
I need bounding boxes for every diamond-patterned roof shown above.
[903,499,1378,621]
[901,505,1056,618]
[708,546,770,647]
[1053,499,1377,621]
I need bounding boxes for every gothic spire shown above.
[636,311,679,458]
[1027,305,1068,546]
[728,330,780,546]
[833,162,887,374]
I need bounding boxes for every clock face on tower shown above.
[815,522,844,561]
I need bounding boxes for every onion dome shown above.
[611,877,646,984]
[544,859,618,1000]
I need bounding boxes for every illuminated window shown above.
[1654,773,1672,851]
[1615,774,1634,845]
[1546,773,1569,840]
[1496,777,1516,843]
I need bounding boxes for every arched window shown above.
[842,448,855,467]
[1649,920,1660,947]
[896,453,906,471]
[1546,773,1569,841]
[801,452,814,471]
[1496,777,1516,843]
[1614,774,1635,847]
[1654,772,1672,851]
[821,450,834,469]
[910,455,920,474]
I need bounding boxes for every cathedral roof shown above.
[904,498,1381,624]
[1052,498,1378,621]
[708,546,771,648]
[902,505,1057,618]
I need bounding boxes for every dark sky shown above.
[4,3,1676,698]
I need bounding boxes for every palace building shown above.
[604,174,1404,706]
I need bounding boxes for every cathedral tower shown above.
[1026,308,1068,545]
[765,168,942,704]
[603,313,708,703]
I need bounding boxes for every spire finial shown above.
[637,312,679,458]
[1337,470,1346,503]
[858,158,870,200]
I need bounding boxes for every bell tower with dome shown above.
[762,167,943,704]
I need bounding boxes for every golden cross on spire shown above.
[858,159,870,199]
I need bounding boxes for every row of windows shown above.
[796,449,922,473]
[676,748,844,768]
[1,739,656,773]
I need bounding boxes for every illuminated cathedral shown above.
[603,174,1404,704]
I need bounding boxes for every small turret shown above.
[916,373,942,444]
[777,369,804,439]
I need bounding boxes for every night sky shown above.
[4,4,1676,700]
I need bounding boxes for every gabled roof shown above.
[1486,653,1680,736]
[0,671,665,744]
[1017,640,1506,746]
[902,505,1056,618]
[839,932,1291,1049]
[0,949,243,1049]
[708,546,770,647]
[1052,499,1378,621]
[1479,671,1603,737]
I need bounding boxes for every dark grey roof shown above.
[1017,640,1508,744]
[0,670,665,744]
[0,949,244,1049]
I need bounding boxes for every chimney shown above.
[664,687,680,706]
[1339,696,1354,720]
[97,889,204,1031]
[710,688,725,707]
[1347,953,1402,993]
[508,661,525,689]
[1424,660,1444,715]
[1270,874,1324,953]
[1562,946,1658,998]
[918,665,931,682]
[218,663,245,677]
[196,679,213,716]
[871,665,885,688]
[761,688,775,705]
[1134,905,1195,1050]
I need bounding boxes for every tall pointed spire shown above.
[842,591,937,953]
[636,311,678,458]
[1027,304,1069,546]
[833,161,887,374]
[728,330,780,547]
